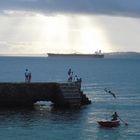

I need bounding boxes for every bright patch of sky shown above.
[0,0,140,55]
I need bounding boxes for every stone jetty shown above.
[0,82,91,108]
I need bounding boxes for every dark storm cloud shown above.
[0,0,140,17]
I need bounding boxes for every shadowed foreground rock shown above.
[0,82,91,108]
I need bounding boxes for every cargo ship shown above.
[47,50,104,58]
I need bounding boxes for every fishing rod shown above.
[118,116,128,125]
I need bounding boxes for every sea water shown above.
[0,56,139,140]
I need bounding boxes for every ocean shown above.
[0,56,139,140]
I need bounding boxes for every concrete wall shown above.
[0,83,61,107]
[0,82,91,108]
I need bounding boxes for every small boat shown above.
[97,120,120,127]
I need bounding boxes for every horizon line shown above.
[0,51,140,57]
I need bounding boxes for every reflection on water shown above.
[0,104,82,126]
[0,104,89,140]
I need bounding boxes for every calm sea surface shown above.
[0,56,139,140]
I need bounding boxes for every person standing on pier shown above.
[74,75,78,82]
[68,68,71,76]
[68,68,72,82]
[28,72,32,83]
[25,69,32,83]
[25,69,29,83]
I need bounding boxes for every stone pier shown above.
[0,82,91,108]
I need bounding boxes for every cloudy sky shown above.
[0,0,140,55]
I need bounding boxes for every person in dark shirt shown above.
[111,112,119,121]
[25,69,28,83]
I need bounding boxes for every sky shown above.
[0,0,140,55]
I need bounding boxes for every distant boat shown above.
[97,120,120,127]
[47,50,104,58]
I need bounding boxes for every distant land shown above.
[104,52,140,58]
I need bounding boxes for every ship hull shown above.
[47,53,104,58]
[98,120,120,127]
